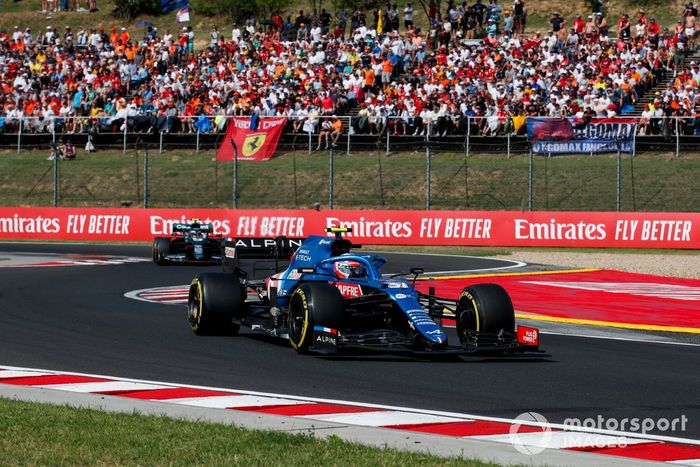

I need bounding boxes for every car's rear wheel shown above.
[288,283,345,353]
[153,237,171,265]
[455,284,514,345]
[188,273,245,335]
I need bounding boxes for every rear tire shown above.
[288,283,345,353]
[153,237,171,265]
[455,284,514,345]
[188,273,245,335]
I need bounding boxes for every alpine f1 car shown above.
[152,220,224,265]
[187,228,540,356]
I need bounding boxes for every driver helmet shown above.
[189,217,201,228]
[334,260,366,279]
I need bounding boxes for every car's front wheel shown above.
[455,284,514,345]
[288,283,345,353]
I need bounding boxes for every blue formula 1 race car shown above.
[187,228,540,356]
[152,219,224,265]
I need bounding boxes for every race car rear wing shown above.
[223,237,304,261]
[172,223,213,233]
[222,237,304,274]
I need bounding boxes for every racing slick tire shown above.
[153,237,171,265]
[455,284,515,345]
[188,273,245,335]
[288,282,345,353]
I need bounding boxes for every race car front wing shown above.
[309,324,541,355]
